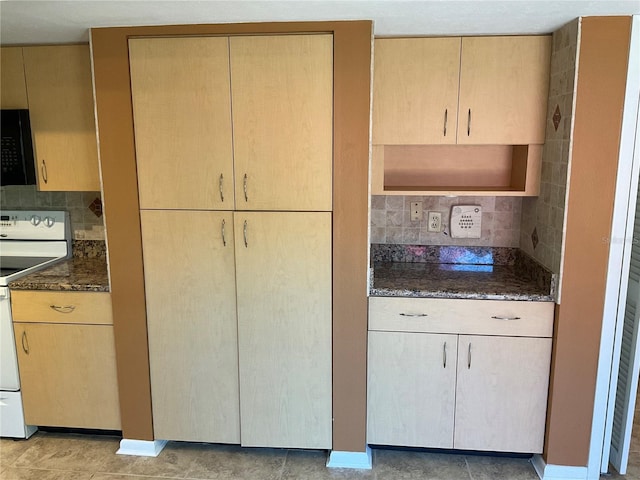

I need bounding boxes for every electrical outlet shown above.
[410,202,423,222]
[428,211,442,232]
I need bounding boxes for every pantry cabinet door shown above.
[230,35,333,212]
[140,210,240,443]
[129,37,234,210]
[13,323,120,430]
[373,37,461,145]
[234,212,332,448]
[22,45,100,191]
[454,335,552,453]
[457,36,551,145]
[367,331,457,448]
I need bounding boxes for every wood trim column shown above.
[544,16,632,466]
[91,21,372,448]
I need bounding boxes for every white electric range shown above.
[0,210,71,438]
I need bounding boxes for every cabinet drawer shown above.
[369,297,553,337]
[11,291,113,325]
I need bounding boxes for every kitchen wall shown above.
[0,185,105,240]
[520,19,578,273]
[370,195,522,247]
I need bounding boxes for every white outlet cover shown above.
[450,205,482,238]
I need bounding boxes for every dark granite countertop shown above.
[9,241,110,292]
[371,262,553,301]
[9,257,110,292]
[370,244,556,302]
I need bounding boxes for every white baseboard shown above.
[117,439,168,457]
[326,446,372,469]
[532,454,588,480]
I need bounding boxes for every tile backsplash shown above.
[0,185,105,240]
[520,19,578,273]
[371,195,522,247]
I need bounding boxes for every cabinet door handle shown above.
[399,313,427,317]
[21,331,29,355]
[41,159,48,184]
[467,109,471,136]
[243,174,248,202]
[443,109,448,137]
[243,220,248,248]
[491,315,521,320]
[443,341,447,368]
[221,219,226,247]
[467,342,472,369]
[219,174,224,203]
[50,305,76,313]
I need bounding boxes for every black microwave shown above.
[1,109,36,186]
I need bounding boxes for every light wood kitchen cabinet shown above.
[455,334,552,453]
[373,37,461,145]
[371,35,550,195]
[140,210,240,443]
[457,36,551,145]
[129,37,234,210]
[1,47,28,109]
[132,33,334,448]
[230,35,333,212]
[234,212,332,448]
[22,45,100,191]
[367,331,457,448]
[12,291,120,430]
[129,34,332,212]
[367,297,553,453]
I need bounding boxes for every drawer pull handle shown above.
[22,331,29,355]
[467,342,472,369]
[243,220,248,248]
[50,305,76,313]
[491,315,521,320]
[399,313,427,317]
[219,174,225,203]
[443,341,447,368]
[467,109,472,136]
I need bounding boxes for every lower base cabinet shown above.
[367,297,553,453]
[13,322,121,430]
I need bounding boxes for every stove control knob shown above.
[43,217,55,228]
[30,215,41,226]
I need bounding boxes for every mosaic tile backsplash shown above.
[371,195,522,247]
[0,185,105,240]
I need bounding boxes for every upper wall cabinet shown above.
[22,45,101,191]
[457,36,551,145]
[1,47,29,109]
[373,36,551,146]
[372,37,461,145]
[372,35,551,196]
[130,34,333,212]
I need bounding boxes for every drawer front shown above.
[369,297,553,337]
[11,291,113,325]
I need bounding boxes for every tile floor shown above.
[0,431,541,480]
[1,400,639,480]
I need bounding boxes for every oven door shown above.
[0,286,20,391]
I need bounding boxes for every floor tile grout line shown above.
[276,448,289,480]
[465,456,475,480]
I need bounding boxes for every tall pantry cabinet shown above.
[129,34,333,448]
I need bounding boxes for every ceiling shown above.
[1,0,639,45]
